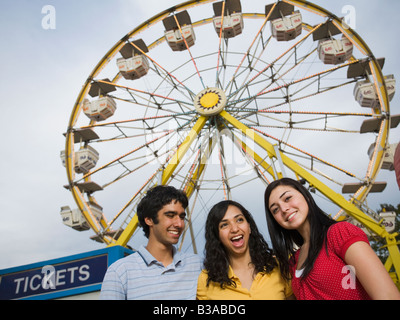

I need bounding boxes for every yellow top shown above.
[196,266,293,300]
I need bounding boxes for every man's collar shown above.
[138,245,182,267]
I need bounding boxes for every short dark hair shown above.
[137,185,188,238]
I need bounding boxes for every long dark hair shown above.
[203,200,277,288]
[264,178,337,281]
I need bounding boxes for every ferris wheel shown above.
[61,0,400,286]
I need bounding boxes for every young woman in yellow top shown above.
[197,200,293,300]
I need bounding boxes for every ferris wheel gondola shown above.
[61,0,400,287]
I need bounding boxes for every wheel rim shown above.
[63,0,394,253]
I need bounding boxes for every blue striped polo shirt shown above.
[99,245,202,300]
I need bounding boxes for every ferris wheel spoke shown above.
[161,116,208,185]
[110,168,162,244]
[241,110,373,133]
[227,22,323,102]
[105,118,212,244]
[286,78,358,105]
[224,14,272,93]
[62,0,400,285]
[108,125,202,232]
[146,63,196,105]
[227,80,364,126]
[127,40,196,97]
[263,47,318,96]
[263,59,358,101]
[100,156,158,190]
[91,113,182,141]
[80,112,195,136]
[179,148,203,190]
[75,120,196,190]
[172,14,206,89]
[224,39,273,103]
[227,58,359,111]
[109,137,198,237]
[214,125,231,200]
[76,129,174,181]
[215,0,226,87]
[221,124,274,183]
[182,131,219,198]
[219,110,381,229]
[226,3,277,90]
[96,79,193,113]
[251,126,359,179]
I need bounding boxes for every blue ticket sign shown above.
[0,246,132,300]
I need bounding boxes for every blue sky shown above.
[0,0,399,270]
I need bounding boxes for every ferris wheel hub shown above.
[194,87,227,116]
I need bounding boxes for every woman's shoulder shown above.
[327,221,369,258]
[328,221,367,237]
[197,269,209,282]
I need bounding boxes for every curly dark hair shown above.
[203,200,277,288]
[137,185,188,238]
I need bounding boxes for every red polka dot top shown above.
[290,222,371,300]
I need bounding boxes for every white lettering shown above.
[153,305,187,318]
[342,5,356,30]
[23,276,29,292]
[41,265,56,289]
[341,265,356,289]
[56,269,66,286]
[67,266,79,283]
[78,265,90,281]
[29,274,42,291]
[11,263,93,296]
[14,277,25,294]
[41,5,56,30]
[198,305,245,315]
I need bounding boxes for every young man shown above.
[100,185,201,300]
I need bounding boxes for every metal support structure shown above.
[220,110,400,285]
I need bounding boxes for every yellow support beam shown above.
[284,0,390,208]
[220,110,384,235]
[111,116,208,247]
[162,116,208,185]
[385,235,400,287]
[232,133,276,181]
[113,215,139,247]
[220,109,400,284]
[184,136,214,198]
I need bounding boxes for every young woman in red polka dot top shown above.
[264,178,400,300]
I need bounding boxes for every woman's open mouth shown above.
[231,235,244,247]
